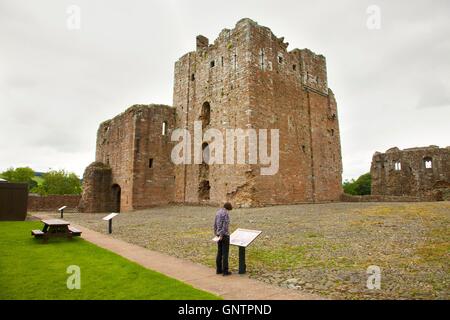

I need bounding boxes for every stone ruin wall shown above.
[80,105,176,212]
[129,106,176,210]
[173,19,254,206]
[371,146,450,199]
[246,23,342,204]
[80,18,344,212]
[78,162,113,212]
[28,194,81,212]
[95,108,136,212]
[173,18,342,207]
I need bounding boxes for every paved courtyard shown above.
[37,201,450,299]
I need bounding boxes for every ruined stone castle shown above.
[371,146,450,199]
[79,18,343,212]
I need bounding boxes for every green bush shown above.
[1,167,36,191]
[33,170,82,195]
[343,173,372,195]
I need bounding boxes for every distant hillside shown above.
[0,171,81,184]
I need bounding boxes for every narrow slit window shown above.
[135,138,140,153]
[200,102,211,128]
[148,158,153,168]
[259,49,265,70]
[162,121,167,136]
[210,60,215,68]
[394,161,401,171]
[424,157,433,169]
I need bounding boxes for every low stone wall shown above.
[28,194,81,212]
[340,193,436,203]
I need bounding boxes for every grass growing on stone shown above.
[0,221,220,300]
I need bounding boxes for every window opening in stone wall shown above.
[149,158,153,168]
[162,121,167,136]
[198,180,210,201]
[394,161,401,171]
[278,55,283,64]
[112,184,121,213]
[293,64,297,71]
[191,73,195,81]
[200,102,211,128]
[210,60,215,68]
[259,49,265,70]
[135,138,140,153]
[424,157,433,169]
[202,142,210,164]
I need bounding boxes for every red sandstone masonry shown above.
[173,18,343,207]
[80,105,176,213]
[80,18,344,212]
[28,194,81,212]
[371,146,450,197]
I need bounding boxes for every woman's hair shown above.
[223,202,233,211]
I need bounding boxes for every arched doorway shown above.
[111,184,121,212]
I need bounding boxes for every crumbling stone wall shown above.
[29,194,81,212]
[81,18,344,211]
[78,162,113,212]
[80,105,176,212]
[128,106,176,210]
[371,146,450,198]
[173,18,342,206]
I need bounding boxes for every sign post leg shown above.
[108,220,112,234]
[238,246,246,274]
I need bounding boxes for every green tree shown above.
[355,173,371,195]
[35,170,82,195]
[343,179,357,195]
[343,173,372,195]
[1,167,36,191]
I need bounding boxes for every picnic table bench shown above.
[31,219,82,243]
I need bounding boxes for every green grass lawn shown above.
[0,221,220,300]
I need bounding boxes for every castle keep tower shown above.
[80,18,343,212]
[173,18,343,207]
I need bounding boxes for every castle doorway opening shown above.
[112,184,121,212]
[199,180,210,201]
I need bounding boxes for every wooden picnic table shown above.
[31,219,81,243]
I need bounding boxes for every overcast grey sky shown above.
[1,0,449,180]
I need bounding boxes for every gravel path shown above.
[35,201,450,299]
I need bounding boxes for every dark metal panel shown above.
[0,183,28,221]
